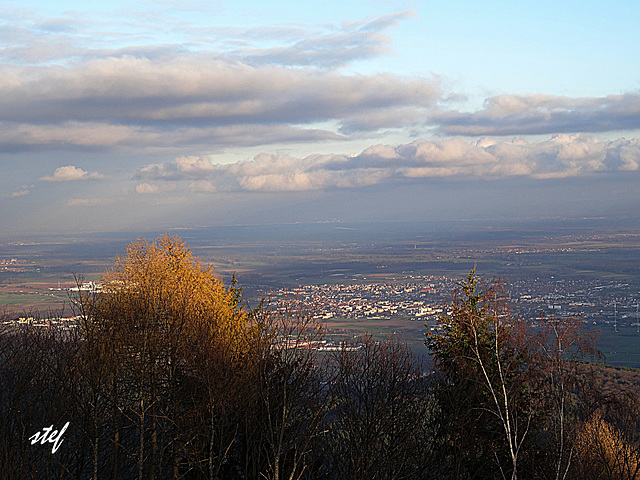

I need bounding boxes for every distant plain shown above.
[2,217,639,364]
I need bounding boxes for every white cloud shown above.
[135,183,176,194]
[237,11,418,68]
[0,9,638,161]
[174,156,215,173]
[134,135,640,193]
[40,165,104,181]
[0,9,417,69]
[135,183,160,194]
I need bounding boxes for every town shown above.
[262,273,640,330]
[2,262,638,333]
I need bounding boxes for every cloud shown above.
[135,135,640,193]
[1,7,416,67]
[0,56,440,126]
[0,122,345,153]
[3,56,639,153]
[135,183,176,194]
[189,181,216,193]
[67,198,113,206]
[2,8,639,161]
[174,156,215,173]
[135,183,161,194]
[137,156,215,181]
[436,93,640,136]
[238,11,418,68]
[10,188,30,197]
[0,52,441,153]
[40,165,104,181]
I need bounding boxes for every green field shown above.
[591,326,640,367]
[0,294,46,305]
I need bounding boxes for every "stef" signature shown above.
[29,422,70,454]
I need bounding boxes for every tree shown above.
[327,334,434,480]
[77,234,261,479]
[535,313,602,480]
[426,269,538,480]
[252,301,328,480]
[574,412,640,480]
[0,312,90,479]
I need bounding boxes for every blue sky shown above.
[2,0,640,235]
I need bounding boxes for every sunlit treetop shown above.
[96,234,255,353]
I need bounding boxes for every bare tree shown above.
[328,334,433,480]
[255,302,328,480]
[535,313,602,480]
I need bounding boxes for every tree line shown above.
[1,235,639,479]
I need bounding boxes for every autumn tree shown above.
[77,234,262,479]
[180,290,266,480]
[574,411,640,480]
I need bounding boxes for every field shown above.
[593,327,640,367]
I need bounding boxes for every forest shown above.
[1,235,640,480]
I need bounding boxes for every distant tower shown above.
[614,299,618,333]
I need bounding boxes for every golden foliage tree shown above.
[78,234,261,479]
[575,412,640,480]
[99,234,254,348]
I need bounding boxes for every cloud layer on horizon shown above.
[134,134,640,193]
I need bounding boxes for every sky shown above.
[2,0,640,236]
